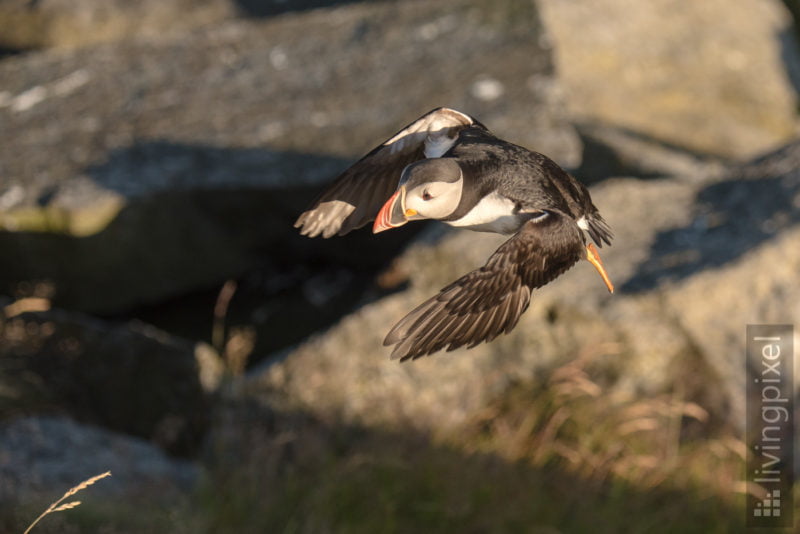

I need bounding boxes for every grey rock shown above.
[572,121,728,183]
[0,0,235,50]
[0,306,209,455]
[0,0,577,313]
[651,142,800,429]
[538,0,800,160]
[250,140,800,435]
[0,415,197,504]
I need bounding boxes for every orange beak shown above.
[373,187,409,234]
[585,243,614,293]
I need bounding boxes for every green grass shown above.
[196,431,746,534]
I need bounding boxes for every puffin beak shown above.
[373,186,409,233]
[585,243,614,293]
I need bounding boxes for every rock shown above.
[0,0,577,314]
[0,415,197,505]
[537,0,800,159]
[0,305,209,455]
[249,140,800,434]
[640,142,800,429]
[0,0,388,52]
[0,0,235,50]
[571,121,728,183]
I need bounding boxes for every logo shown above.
[752,489,782,518]
[746,325,794,528]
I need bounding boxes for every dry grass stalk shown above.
[23,471,111,534]
[212,280,238,353]
[224,326,256,376]
[3,297,51,318]
[464,352,743,497]
[50,501,81,512]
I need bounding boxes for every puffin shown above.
[295,107,614,361]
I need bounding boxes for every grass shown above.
[22,471,110,534]
[197,427,747,534]
[5,349,792,533]
[459,354,743,493]
[194,354,759,534]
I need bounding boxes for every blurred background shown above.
[1,0,799,532]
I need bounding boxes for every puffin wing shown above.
[294,107,475,238]
[384,211,584,361]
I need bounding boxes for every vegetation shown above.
[8,350,798,533]
[22,472,110,534]
[192,354,760,534]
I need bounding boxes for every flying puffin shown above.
[295,107,614,361]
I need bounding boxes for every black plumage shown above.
[295,107,614,361]
[384,212,586,360]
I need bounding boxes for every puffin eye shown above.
[422,190,432,201]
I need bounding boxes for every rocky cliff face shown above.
[1,0,798,530]
[0,0,574,314]
[538,0,800,159]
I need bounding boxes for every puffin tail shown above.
[586,213,613,247]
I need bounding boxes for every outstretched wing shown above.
[384,211,585,361]
[294,107,475,238]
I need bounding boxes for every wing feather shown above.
[385,211,585,361]
[295,107,474,237]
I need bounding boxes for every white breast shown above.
[446,192,521,234]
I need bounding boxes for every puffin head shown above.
[373,159,463,233]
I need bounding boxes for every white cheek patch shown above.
[407,182,441,214]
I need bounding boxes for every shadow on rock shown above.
[0,307,208,457]
[621,143,800,293]
[778,25,800,107]
[573,121,728,183]
[1,140,427,361]
[0,45,26,60]
[0,140,420,310]
[234,0,375,18]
